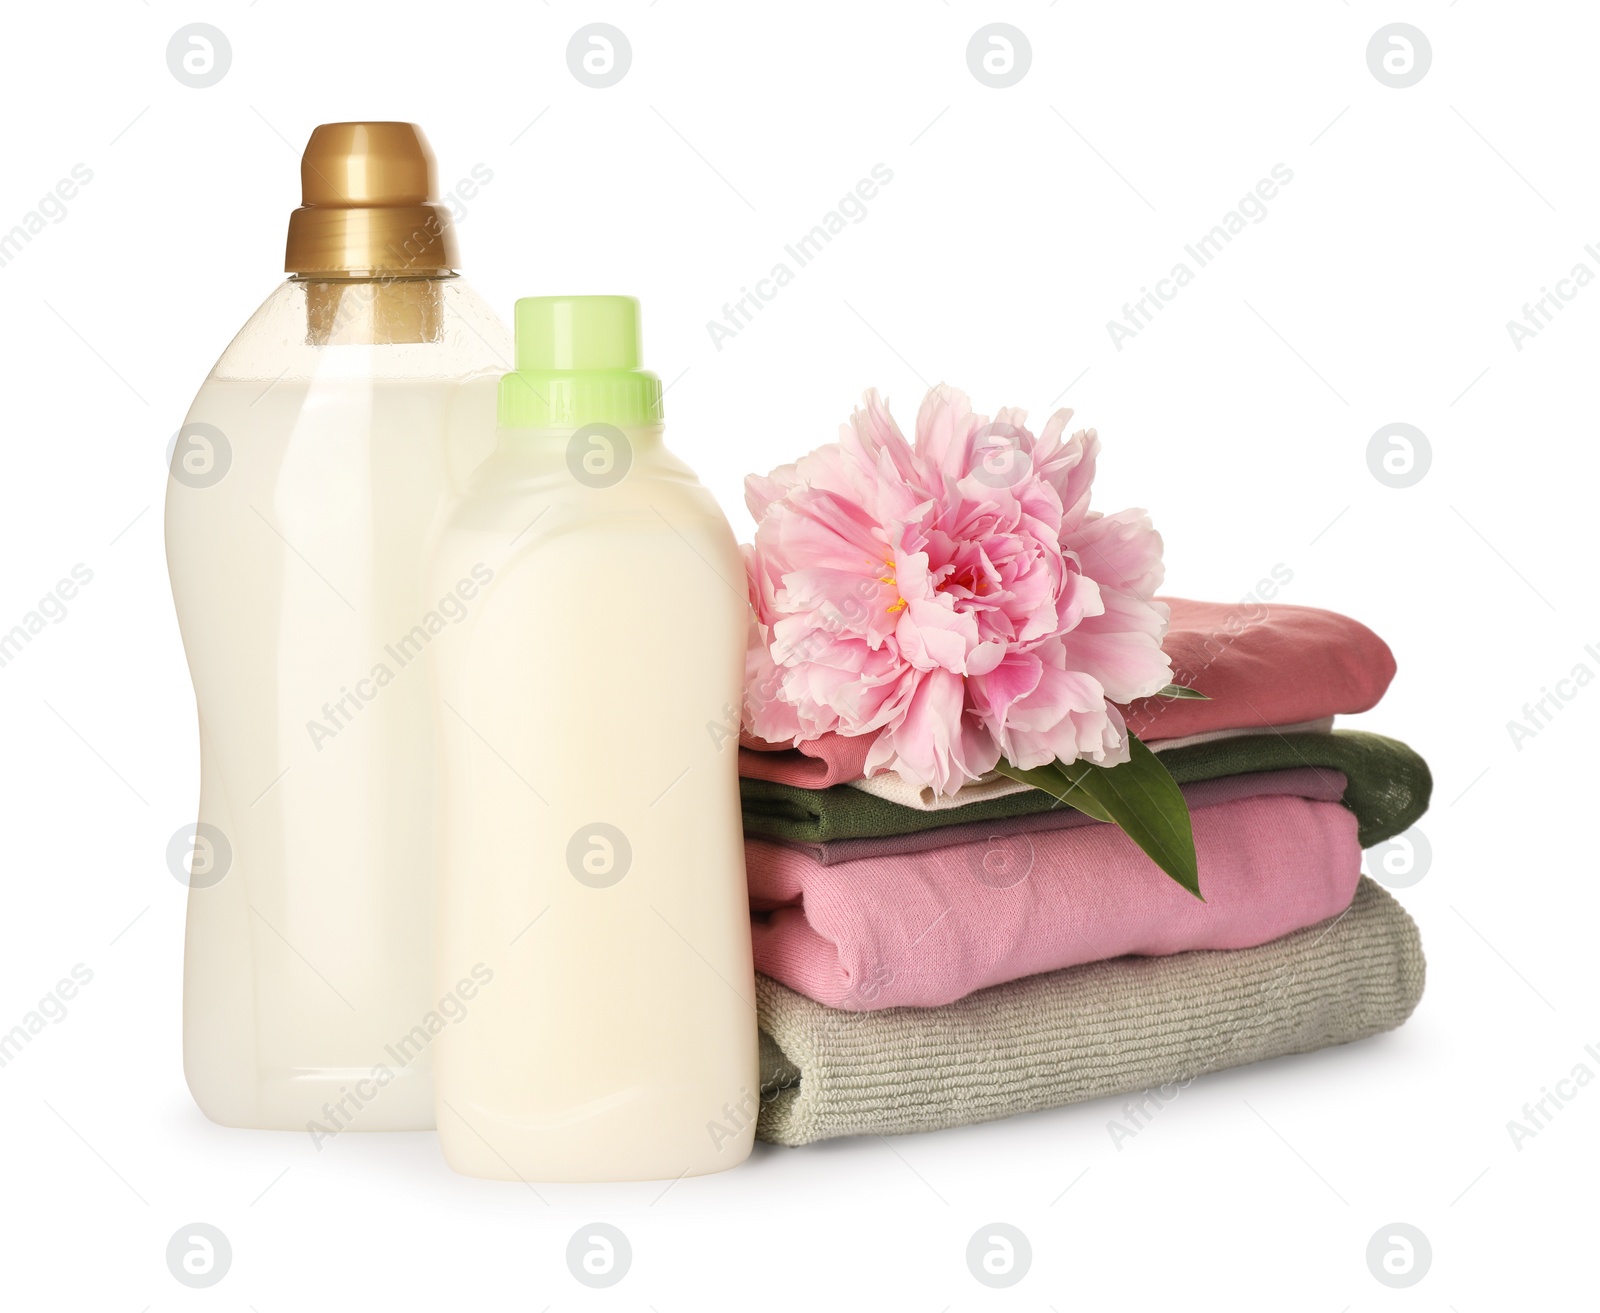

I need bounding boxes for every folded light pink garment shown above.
[747,792,1362,1011]
[739,596,1395,787]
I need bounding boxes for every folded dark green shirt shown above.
[740,730,1429,849]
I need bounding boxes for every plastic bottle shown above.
[430,296,758,1181]
[165,123,511,1131]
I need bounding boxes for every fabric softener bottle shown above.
[166,123,511,1130]
[430,296,759,1180]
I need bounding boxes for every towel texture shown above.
[742,730,1430,849]
[755,877,1423,1145]
[738,597,1395,789]
[750,790,1360,1010]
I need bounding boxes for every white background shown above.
[1,1,1593,1307]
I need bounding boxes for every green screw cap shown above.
[498,295,663,428]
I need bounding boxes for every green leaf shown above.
[995,736,1203,899]
[992,758,1116,823]
[1154,683,1209,700]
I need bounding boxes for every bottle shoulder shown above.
[200,277,511,384]
[438,443,743,573]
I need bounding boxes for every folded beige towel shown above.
[756,876,1422,1145]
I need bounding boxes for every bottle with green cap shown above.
[429,295,759,1181]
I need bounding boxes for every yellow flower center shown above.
[875,556,907,614]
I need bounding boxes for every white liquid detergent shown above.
[430,296,758,1180]
[165,124,512,1131]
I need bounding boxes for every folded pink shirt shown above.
[740,597,1396,788]
[747,786,1361,1011]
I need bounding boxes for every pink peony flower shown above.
[743,384,1173,796]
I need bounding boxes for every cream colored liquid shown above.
[430,427,759,1181]
[167,366,499,1132]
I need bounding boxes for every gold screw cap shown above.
[284,122,460,277]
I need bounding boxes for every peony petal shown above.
[873,668,996,794]
[1056,589,1172,704]
[914,384,988,482]
[968,650,1042,724]
[896,597,980,673]
[1066,507,1166,600]
[1033,423,1099,532]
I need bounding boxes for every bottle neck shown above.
[292,272,458,347]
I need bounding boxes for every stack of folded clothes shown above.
[739,599,1429,1146]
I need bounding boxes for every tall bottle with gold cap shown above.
[165,123,511,1130]
[429,296,759,1180]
